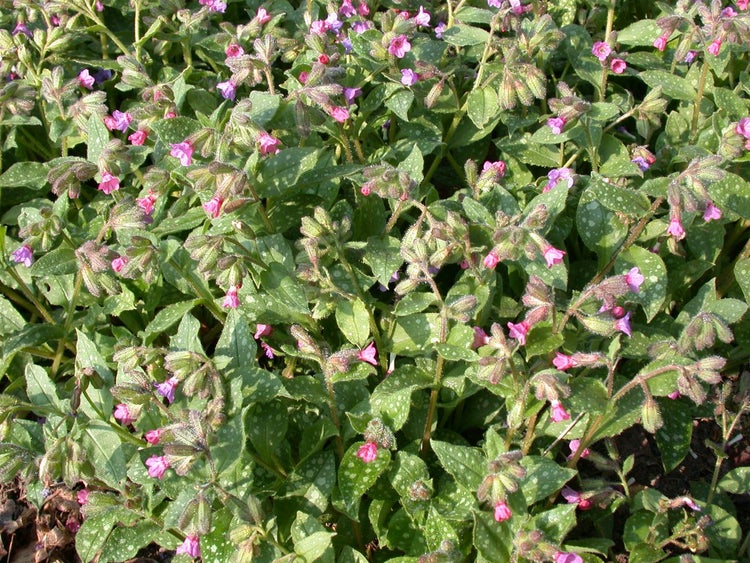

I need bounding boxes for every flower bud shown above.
[641,397,663,433]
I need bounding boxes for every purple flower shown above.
[472,327,489,349]
[614,311,632,337]
[736,117,750,139]
[357,442,378,462]
[176,535,201,558]
[358,342,378,366]
[547,116,566,135]
[11,244,33,267]
[554,552,583,563]
[104,110,132,132]
[78,69,95,89]
[145,429,163,444]
[493,500,511,522]
[412,6,430,26]
[434,22,446,38]
[343,87,362,105]
[401,68,419,86]
[653,34,668,51]
[703,201,722,222]
[77,490,89,505]
[339,0,356,17]
[625,267,644,293]
[128,129,148,146]
[487,0,502,7]
[352,21,371,33]
[388,35,411,58]
[170,141,193,166]
[545,167,574,192]
[683,50,697,64]
[592,41,611,61]
[13,22,32,38]
[145,455,170,479]
[155,376,179,404]
[217,79,237,101]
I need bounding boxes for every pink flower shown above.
[357,2,369,16]
[401,68,419,86]
[114,403,136,425]
[738,0,749,9]
[357,442,378,463]
[258,131,281,155]
[145,455,170,479]
[111,256,128,273]
[170,141,193,166]
[360,184,371,196]
[203,195,224,218]
[11,244,33,267]
[260,341,275,359]
[703,202,723,222]
[329,106,350,123]
[255,324,272,339]
[318,54,329,65]
[217,79,237,101]
[543,245,566,268]
[98,171,120,195]
[553,352,577,371]
[222,285,240,309]
[493,500,512,522]
[668,390,681,400]
[667,217,685,240]
[412,6,430,26]
[137,190,158,215]
[610,58,626,74]
[507,321,530,345]
[561,486,591,509]
[388,35,412,58]
[472,327,489,349]
[483,250,500,269]
[547,116,566,135]
[144,429,163,444]
[165,110,177,119]
[707,39,722,56]
[735,117,750,139]
[545,167,574,192]
[200,0,226,12]
[721,7,737,17]
[77,489,89,505]
[254,7,271,23]
[128,129,148,146]
[550,399,570,422]
[95,0,103,11]
[614,311,632,337]
[225,43,244,58]
[568,439,590,460]
[340,0,356,17]
[554,551,584,563]
[592,41,611,61]
[482,160,506,180]
[625,267,644,293]
[78,69,95,89]
[653,34,668,51]
[358,342,378,366]
[155,376,179,404]
[105,110,132,132]
[678,497,701,511]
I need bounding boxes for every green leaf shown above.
[399,144,424,184]
[639,70,696,102]
[655,398,692,472]
[436,343,478,362]
[246,400,288,465]
[623,510,669,555]
[211,409,246,474]
[430,440,486,490]
[81,420,129,488]
[442,24,491,46]
[423,506,459,551]
[385,89,414,122]
[467,87,500,129]
[589,174,651,215]
[25,364,63,412]
[713,87,747,120]
[389,451,431,510]
[454,6,493,24]
[285,450,336,512]
[717,467,750,494]
[617,19,660,46]
[171,313,203,353]
[0,296,25,336]
[336,298,370,348]
[520,456,577,505]
[390,313,439,355]
[474,511,512,562]
[704,503,742,559]
[534,504,577,543]
[150,116,202,145]
[709,172,750,220]
[0,161,48,189]
[617,245,668,322]
[247,91,282,126]
[337,442,391,520]
[394,292,436,316]
[100,521,171,563]
[214,309,257,372]
[598,136,642,178]
[142,300,199,343]
[76,508,137,563]
[577,183,627,258]
[86,113,110,165]
[257,147,322,198]
[291,511,335,562]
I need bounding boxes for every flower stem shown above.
[690,58,710,142]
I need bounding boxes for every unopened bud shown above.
[641,397,663,433]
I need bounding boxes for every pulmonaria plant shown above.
[1,0,749,562]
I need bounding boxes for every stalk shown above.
[690,58,710,142]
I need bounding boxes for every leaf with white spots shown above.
[423,506,459,551]
[170,313,203,354]
[474,510,512,562]
[291,511,335,562]
[200,508,235,562]
[655,397,692,472]
[577,183,627,258]
[617,245,667,322]
[336,441,391,520]
[533,504,577,543]
[520,456,576,505]
[246,400,288,466]
[215,309,257,372]
[389,451,431,515]
[717,467,750,494]
[364,236,403,287]
[100,521,172,563]
[285,450,336,512]
[371,387,412,430]
[385,508,428,555]
[709,172,750,220]
[385,88,414,122]
[336,298,370,348]
[432,478,477,521]
[391,313,439,355]
[430,440,486,491]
